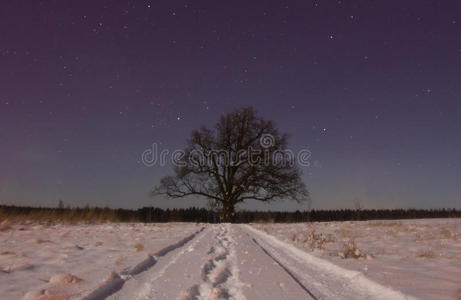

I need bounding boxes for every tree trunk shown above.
[221,199,235,223]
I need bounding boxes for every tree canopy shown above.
[154,107,309,221]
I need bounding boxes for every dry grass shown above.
[291,227,334,251]
[134,242,144,252]
[336,228,353,240]
[440,228,455,239]
[411,226,458,242]
[415,232,423,241]
[34,239,52,244]
[0,219,11,231]
[367,221,403,227]
[305,230,333,250]
[114,256,126,266]
[252,218,275,224]
[339,239,369,259]
[0,207,135,224]
[416,250,439,259]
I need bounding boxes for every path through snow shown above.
[87,224,416,300]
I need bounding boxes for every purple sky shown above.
[1,0,460,210]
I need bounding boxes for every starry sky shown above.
[1,0,460,211]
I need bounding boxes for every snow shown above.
[107,224,245,300]
[251,218,461,300]
[0,219,459,300]
[0,222,201,300]
[245,224,416,299]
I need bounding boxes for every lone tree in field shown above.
[153,107,309,221]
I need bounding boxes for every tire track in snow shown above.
[108,225,217,300]
[251,237,318,300]
[80,226,206,300]
[124,226,212,300]
[243,225,418,300]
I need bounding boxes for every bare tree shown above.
[153,107,309,221]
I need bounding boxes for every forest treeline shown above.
[0,205,460,223]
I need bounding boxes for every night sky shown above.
[1,1,460,211]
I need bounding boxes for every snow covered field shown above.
[0,219,459,299]
[0,221,202,300]
[253,219,461,300]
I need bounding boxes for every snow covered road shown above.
[4,220,458,299]
[84,224,416,300]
